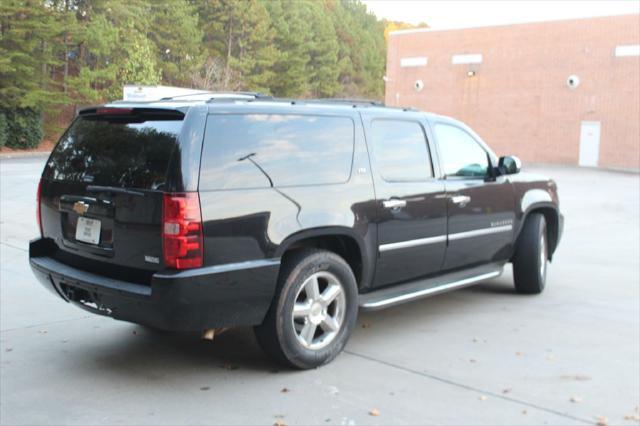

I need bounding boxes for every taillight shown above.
[162,192,203,269]
[36,179,43,237]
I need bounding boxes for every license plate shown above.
[75,217,101,245]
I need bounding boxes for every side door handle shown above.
[382,199,407,209]
[450,195,471,206]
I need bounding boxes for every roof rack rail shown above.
[205,92,272,102]
[301,98,384,107]
[157,91,272,101]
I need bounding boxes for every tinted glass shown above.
[370,120,432,182]
[44,115,182,190]
[434,124,489,177]
[200,114,354,190]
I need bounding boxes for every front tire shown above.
[513,213,548,294]
[254,249,358,369]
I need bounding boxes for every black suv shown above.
[30,93,563,369]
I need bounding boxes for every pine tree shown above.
[264,0,310,97]
[68,0,161,102]
[196,0,276,93]
[305,1,340,97]
[0,0,73,108]
[149,0,203,87]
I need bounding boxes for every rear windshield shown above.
[43,112,183,190]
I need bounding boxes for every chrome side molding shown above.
[448,224,513,241]
[379,235,447,252]
[378,224,513,252]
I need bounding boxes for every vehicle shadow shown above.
[78,325,280,380]
[77,278,519,379]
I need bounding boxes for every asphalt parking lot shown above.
[1,156,638,426]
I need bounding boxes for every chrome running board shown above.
[359,263,504,310]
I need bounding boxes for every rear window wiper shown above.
[86,185,145,197]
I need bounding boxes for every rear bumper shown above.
[29,238,280,331]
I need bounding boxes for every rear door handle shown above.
[450,195,471,206]
[383,199,407,209]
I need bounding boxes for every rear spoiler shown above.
[78,107,185,119]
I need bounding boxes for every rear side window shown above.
[44,112,183,190]
[200,114,354,190]
[370,119,433,182]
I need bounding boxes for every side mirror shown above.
[498,155,522,175]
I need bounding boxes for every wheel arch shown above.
[516,203,560,260]
[275,227,375,290]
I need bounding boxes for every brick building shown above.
[385,15,640,170]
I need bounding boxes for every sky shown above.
[361,0,640,29]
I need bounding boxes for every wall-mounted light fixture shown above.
[467,70,476,77]
[567,74,580,89]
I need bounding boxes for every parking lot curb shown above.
[0,151,51,160]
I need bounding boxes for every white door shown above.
[579,121,601,167]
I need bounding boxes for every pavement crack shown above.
[1,316,93,334]
[344,349,593,425]
[0,241,28,252]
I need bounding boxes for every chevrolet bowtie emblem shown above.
[73,201,89,215]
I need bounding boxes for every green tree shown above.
[0,0,73,108]
[149,0,203,86]
[68,0,161,102]
[196,0,276,93]
[305,1,340,97]
[264,0,310,97]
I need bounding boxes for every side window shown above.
[370,120,433,182]
[434,124,489,178]
[200,114,354,190]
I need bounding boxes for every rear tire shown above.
[254,249,358,369]
[513,213,548,294]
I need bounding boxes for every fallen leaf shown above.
[479,395,488,401]
[274,421,286,426]
[502,388,512,394]
[200,386,210,391]
[515,351,524,356]
[624,414,640,421]
[595,416,608,426]
[280,388,290,393]
[369,408,380,417]
[570,396,583,403]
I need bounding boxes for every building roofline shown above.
[389,13,639,36]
